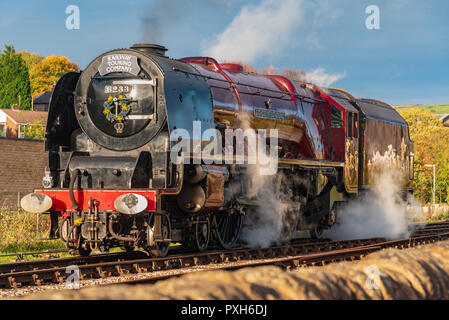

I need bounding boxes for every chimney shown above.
[131,44,167,56]
[11,104,19,111]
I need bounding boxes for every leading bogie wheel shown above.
[76,243,92,257]
[59,218,70,243]
[146,214,171,257]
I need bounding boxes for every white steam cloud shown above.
[231,112,294,248]
[303,67,346,87]
[240,145,423,247]
[263,65,345,88]
[201,0,303,64]
[141,0,236,43]
[324,146,423,240]
[240,169,294,248]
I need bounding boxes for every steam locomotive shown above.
[21,44,414,256]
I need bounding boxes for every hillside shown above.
[393,104,449,115]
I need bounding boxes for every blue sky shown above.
[0,0,448,105]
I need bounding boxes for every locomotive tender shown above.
[21,44,414,256]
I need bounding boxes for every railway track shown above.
[117,231,449,286]
[1,221,449,289]
[0,238,380,288]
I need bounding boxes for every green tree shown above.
[22,120,45,140]
[0,44,32,110]
[30,55,79,95]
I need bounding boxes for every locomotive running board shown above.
[186,154,344,168]
[279,159,344,167]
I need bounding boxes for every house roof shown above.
[33,91,52,105]
[0,109,47,125]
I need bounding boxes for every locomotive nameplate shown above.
[254,108,286,121]
[98,54,141,76]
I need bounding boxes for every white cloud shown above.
[201,0,303,63]
[310,0,345,27]
[304,34,323,49]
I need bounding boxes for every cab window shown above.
[353,114,358,137]
[331,105,343,128]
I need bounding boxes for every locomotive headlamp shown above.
[114,193,148,215]
[20,193,53,214]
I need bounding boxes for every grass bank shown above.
[393,104,449,114]
[426,212,449,223]
[0,209,65,262]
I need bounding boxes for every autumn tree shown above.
[0,45,32,110]
[261,65,277,75]
[239,62,258,74]
[30,55,79,95]
[398,109,449,204]
[281,68,306,82]
[22,120,45,140]
[398,108,442,137]
[19,51,44,69]
[222,60,258,74]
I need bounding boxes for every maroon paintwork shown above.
[312,87,354,162]
[180,57,347,163]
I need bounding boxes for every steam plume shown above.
[235,112,294,248]
[141,0,234,43]
[201,0,303,64]
[141,0,178,43]
[325,146,423,240]
[240,167,294,248]
[263,65,345,88]
[303,67,346,87]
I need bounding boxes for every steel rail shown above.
[0,236,381,276]
[0,250,150,275]
[0,237,384,288]
[118,232,449,286]
[1,221,449,289]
